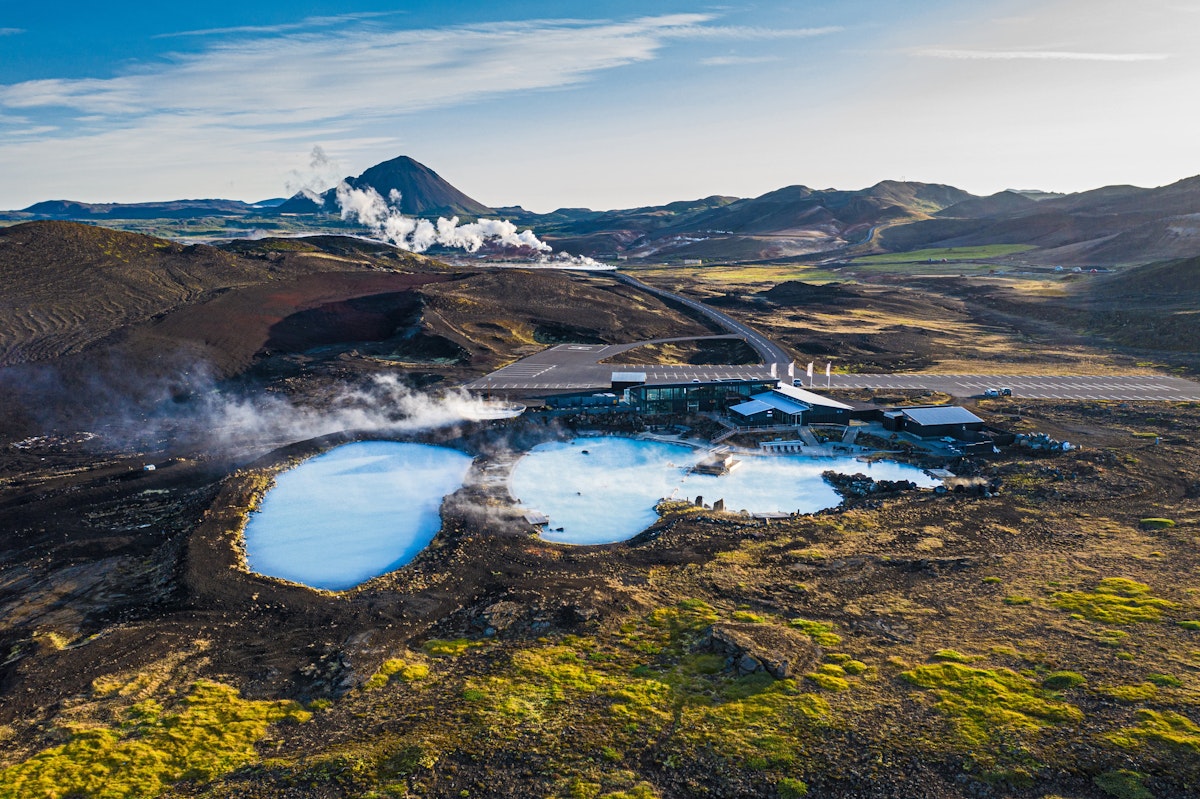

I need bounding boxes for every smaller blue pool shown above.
[243,441,472,591]
[509,436,939,545]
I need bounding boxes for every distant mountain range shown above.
[5,155,1200,266]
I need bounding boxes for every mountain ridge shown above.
[4,155,1200,266]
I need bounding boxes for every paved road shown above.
[468,273,1200,401]
[615,273,790,366]
[825,374,1200,401]
[465,341,778,392]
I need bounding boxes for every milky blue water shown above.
[509,436,939,545]
[244,441,472,590]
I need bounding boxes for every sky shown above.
[0,0,1197,212]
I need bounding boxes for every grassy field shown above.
[846,245,1037,265]
[631,264,844,286]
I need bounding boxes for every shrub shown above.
[1139,518,1176,529]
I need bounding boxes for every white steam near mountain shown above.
[334,182,549,254]
[331,181,612,269]
[285,145,343,205]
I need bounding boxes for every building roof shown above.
[772,383,854,410]
[900,406,984,426]
[749,390,811,416]
[730,399,774,417]
[611,371,647,383]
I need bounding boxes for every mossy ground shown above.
[0,679,309,799]
[5,401,1200,798]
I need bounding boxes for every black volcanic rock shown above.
[275,155,493,217]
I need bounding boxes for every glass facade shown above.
[627,380,778,416]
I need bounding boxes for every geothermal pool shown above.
[243,441,472,591]
[509,436,939,545]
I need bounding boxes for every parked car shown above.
[999,387,1013,396]
[983,388,1000,398]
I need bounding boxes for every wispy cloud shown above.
[701,55,783,66]
[0,27,25,36]
[0,15,722,125]
[914,48,1170,62]
[666,24,842,40]
[0,12,845,206]
[154,11,401,39]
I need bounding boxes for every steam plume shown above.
[184,374,510,453]
[284,145,341,205]
[334,182,550,253]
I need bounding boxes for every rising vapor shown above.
[285,145,343,204]
[335,182,549,253]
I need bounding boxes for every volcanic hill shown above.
[274,155,493,217]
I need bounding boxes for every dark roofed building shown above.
[884,406,985,438]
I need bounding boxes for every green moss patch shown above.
[788,618,842,647]
[467,602,830,776]
[1042,671,1087,690]
[1051,578,1178,624]
[1098,683,1158,703]
[901,662,1082,748]
[422,638,486,657]
[1139,518,1176,529]
[364,659,429,690]
[1106,709,1200,755]
[0,680,309,799]
[1093,770,1153,799]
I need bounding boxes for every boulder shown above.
[703,622,820,679]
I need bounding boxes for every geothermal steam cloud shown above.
[333,183,611,269]
[335,182,549,254]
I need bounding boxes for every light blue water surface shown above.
[244,441,472,590]
[510,436,939,545]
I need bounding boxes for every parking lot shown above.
[468,344,1200,400]
[824,373,1200,401]
[465,338,779,392]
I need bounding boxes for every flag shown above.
[806,362,813,378]
[787,361,795,378]
[825,362,831,377]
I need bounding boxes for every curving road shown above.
[466,271,1200,401]
[614,272,790,366]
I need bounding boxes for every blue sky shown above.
[0,0,1196,210]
